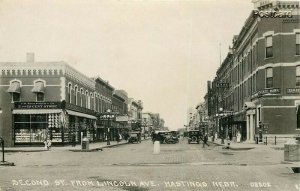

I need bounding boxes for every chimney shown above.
[26,52,35,63]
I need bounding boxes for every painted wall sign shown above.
[286,88,300,94]
[14,102,61,109]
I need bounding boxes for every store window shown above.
[14,113,63,144]
[296,33,300,55]
[7,81,21,102]
[265,36,273,58]
[266,67,273,88]
[296,66,300,86]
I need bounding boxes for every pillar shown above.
[249,114,254,142]
[246,115,250,141]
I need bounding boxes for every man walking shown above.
[203,133,209,148]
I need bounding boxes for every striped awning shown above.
[66,110,97,119]
[32,81,45,93]
[13,109,62,114]
[7,82,21,93]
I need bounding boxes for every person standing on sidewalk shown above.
[203,133,209,148]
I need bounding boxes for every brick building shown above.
[208,0,300,143]
[0,53,97,146]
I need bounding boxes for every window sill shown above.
[264,57,274,60]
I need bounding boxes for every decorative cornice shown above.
[0,61,95,90]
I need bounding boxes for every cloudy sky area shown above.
[0,0,253,130]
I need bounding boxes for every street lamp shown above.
[100,109,115,145]
[219,107,225,144]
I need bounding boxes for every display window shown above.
[14,113,62,144]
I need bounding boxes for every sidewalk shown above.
[208,137,285,150]
[3,138,150,152]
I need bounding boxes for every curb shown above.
[4,149,49,153]
[209,141,255,150]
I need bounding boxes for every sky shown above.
[0,0,253,130]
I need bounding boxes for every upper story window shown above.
[7,81,21,102]
[265,36,273,58]
[296,65,300,86]
[32,81,45,102]
[68,83,72,103]
[296,33,300,55]
[80,89,84,107]
[74,86,78,105]
[266,67,273,88]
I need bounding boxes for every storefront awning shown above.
[66,110,97,119]
[13,109,62,114]
[31,81,45,93]
[7,82,21,93]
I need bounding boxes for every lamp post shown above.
[219,107,225,144]
[99,109,115,146]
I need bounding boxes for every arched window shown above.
[68,83,72,103]
[80,88,84,107]
[7,80,21,102]
[85,91,89,108]
[74,86,78,105]
[32,80,45,102]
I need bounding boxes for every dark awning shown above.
[7,82,21,93]
[31,81,45,93]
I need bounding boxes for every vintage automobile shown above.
[187,130,201,144]
[170,131,179,143]
[152,131,178,144]
[128,131,141,143]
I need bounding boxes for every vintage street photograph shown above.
[0,0,299,190]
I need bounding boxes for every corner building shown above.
[210,0,300,142]
[0,53,97,146]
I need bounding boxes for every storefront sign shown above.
[251,88,281,99]
[216,83,229,88]
[286,88,300,94]
[14,102,61,109]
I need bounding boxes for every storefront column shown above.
[249,114,254,142]
[246,115,250,141]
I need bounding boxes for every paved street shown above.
[0,139,299,191]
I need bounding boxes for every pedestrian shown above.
[116,133,120,143]
[203,133,209,148]
[46,139,52,150]
[214,132,218,140]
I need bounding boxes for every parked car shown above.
[188,130,201,144]
[128,131,141,143]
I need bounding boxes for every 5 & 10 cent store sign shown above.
[14,102,61,109]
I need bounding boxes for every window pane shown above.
[266,77,273,88]
[37,92,44,101]
[266,47,273,58]
[266,36,272,47]
[297,66,300,76]
[296,76,300,86]
[14,114,30,122]
[31,114,47,122]
[297,45,300,55]
[296,33,300,44]
[266,68,273,77]
[13,93,20,102]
